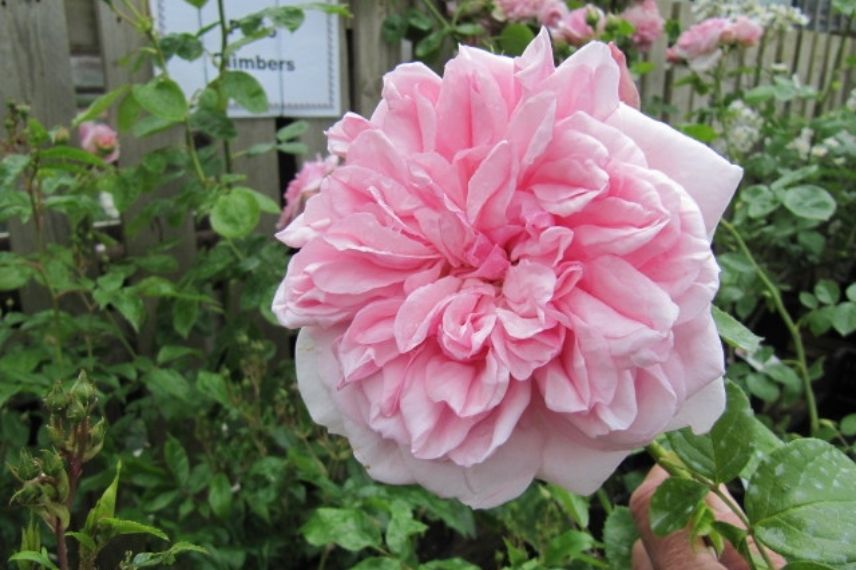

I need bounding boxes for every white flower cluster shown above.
[721,100,764,155]
[810,132,856,165]
[693,0,809,32]
[788,127,814,160]
[846,88,856,112]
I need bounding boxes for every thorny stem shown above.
[718,220,819,436]
[55,517,69,570]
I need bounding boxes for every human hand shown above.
[629,466,784,570]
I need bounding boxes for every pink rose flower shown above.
[538,0,569,28]
[79,122,119,164]
[273,29,742,508]
[494,0,553,22]
[277,155,338,229]
[722,16,764,47]
[668,17,729,71]
[621,0,665,52]
[552,4,606,46]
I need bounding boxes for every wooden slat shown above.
[793,29,816,117]
[665,1,694,123]
[0,0,76,312]
[64,0,100,55]
[641,0,672,118]
[805,30,830,117]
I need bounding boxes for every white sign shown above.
[150,0,341,118]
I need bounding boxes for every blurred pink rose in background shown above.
[277,155,338,229]
[722,16,764,47]
[273,29,742,508]
[621,0,665,52]
[552,4,606,45]
[494,0,552,22]
[668,17,729,71]
[79,121,119,163]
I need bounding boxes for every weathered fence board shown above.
[0,0,77,313]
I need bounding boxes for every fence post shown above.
[0,0,77,313]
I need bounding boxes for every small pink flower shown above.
[277,155,338,229]
[79,122,119,164]
[274,29,742,508]
[552,4,606,46]
[494,0,552,22]
[722,16,764,47]
[538,0,568,28]
[621,0,665,52]
[669,17,729,71]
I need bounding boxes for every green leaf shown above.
[267,6,305,32]
[39,146,106,167]
[603,507,638,570]
[548,484,589,528]
[415,29,446,59]
[72,86,130,127]
[196,371,230,407]
[173,298,198,338]
[132,77,188,122]
[840,413,856,437]
[220,71,269,113]
[742,184,779,218]
[800,292,819,309]
[814,279,841,304]
[454,23,484,36]
[667,382,756,483]
[301,507,381,552]
[156,345,198,365]
[208,473,233,519]
[649,478,708,536]
[235,186,279,214]
[847,283,856,302]
[276,120,308,141]
[210,188,260,238]
[164,436,190,486]
[679,123,718,143]
[385,502,427,556]
[746,438,856,566]
[66,531,97,551]
[782,562,839,570]
[8,550,59,570]
[498,23,535,56]
[189,107,236,139]
[117,93,142,132]
[832,302,856,336]
[543,530,595,566]
[712,306,762,353]
[746,372,780,403]
[85,462,121,533]
[98,518,168,541]
[783,185,837,221]
[0,261,32,291]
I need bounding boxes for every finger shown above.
[630,466,727,570]
[631,539,654,570]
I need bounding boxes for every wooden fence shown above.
[1,0,854,314]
